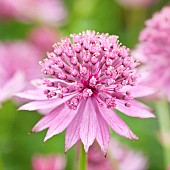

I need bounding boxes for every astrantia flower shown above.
[32,154,66,170]
[132,7,170,100]
[116,0,156,8]
[0,0,67,25]
[17,30,155,153]
[88,138,148,170]
[0,41,42,105]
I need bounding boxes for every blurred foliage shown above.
[0,0,170,169]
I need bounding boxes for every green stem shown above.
[156,99,170,169]
[78,143,87,170]
[0,155,4,170]
[156,99,170,132]
[164,146,170,170]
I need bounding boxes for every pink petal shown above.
[32,104,64,132]
[115,99,155,118]
[80,98,97,152]
[65,100,86,152]
[121,85,156,98]
[96,110,110,154]
[18,93,78,111]
[94,99,138,140]
[15,89,48,100]
[30,79,45,88]
[44,107,77,142]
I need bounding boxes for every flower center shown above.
[41,31,137,110]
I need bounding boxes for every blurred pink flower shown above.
[28,26,61,53]
[88,145,113,170]
[88,138,148,170]
[132,7,170,100]
[17,30,155,154]
[32,154,66,170]
[0,41,42,105]
[0,0,67,25]
[116,0,156,8]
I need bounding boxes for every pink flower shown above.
[0,0,67,25]
[116,0,156,8]
[17,30,155,153]
[28,26,61,53]
[32,154,66,170]
[0,41,42,105]
[88,145,113,170]
[132,7,170,100]
[88,138,148,170]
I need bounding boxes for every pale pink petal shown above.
[129,100,153,111]
[32,104,64,132]
[65,101,86,152]
[92,98,110,154]
[31,78,73,89]
[96,111,110,154]
[80,98,97,152]
[115,99,155,118]
[15,89,48,100]
[18,92,78,111]
[121,85,156,98]
[44,107,77,142]
[30,79,46,89]
[95,99,138,140]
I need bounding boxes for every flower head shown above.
[88,138,148,170]
[132,7,170,100]
[18,30,155,153]
[0,41,42,105]
[32,154,66,170]
[0,0,67,25]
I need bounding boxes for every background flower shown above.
[32,154,66,170]
[132,6,170,100]
[88,138,148,170]
[0,0,67,25]
[28,26,61,53]
[0,41,42,105]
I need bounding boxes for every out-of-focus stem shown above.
[0,155,4,170]
[78,143,87,170]
[156,99,170,169]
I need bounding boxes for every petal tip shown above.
[43,136,50,143]
[18,106,23,111]
[28,130,34,134]
[84,145,89,153]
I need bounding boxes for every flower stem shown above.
[78,143,87,170]
[0,155,4,170]
[156,99,170,169]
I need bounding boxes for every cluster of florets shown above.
[133,7,170,100]
[40,30,138,110]
[139,7,170,59]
